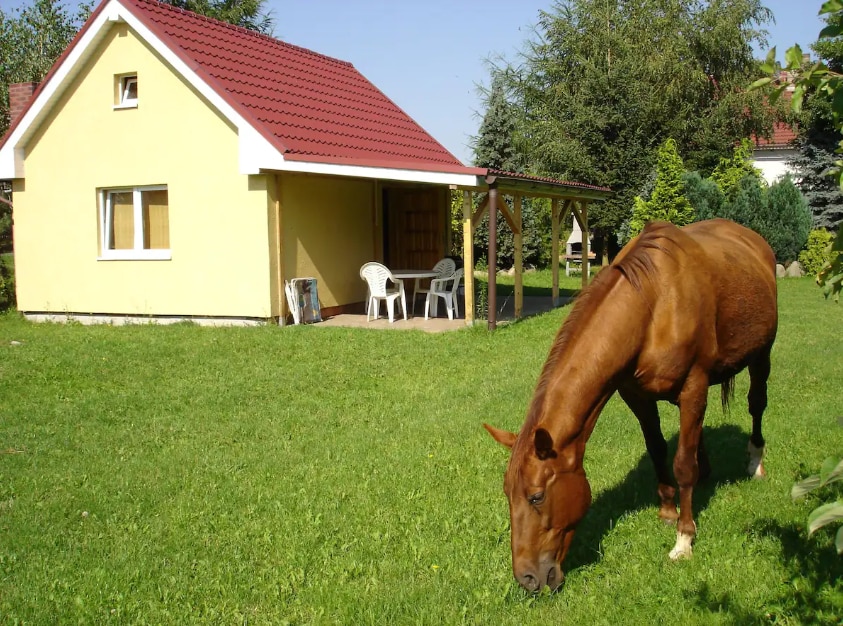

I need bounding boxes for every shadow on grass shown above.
[553,423,842,623]
[687,521,843,625]
[565,423,753,572]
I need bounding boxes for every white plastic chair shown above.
[412,258,456,316]
[424,268,463,320]
[360,262,407,323]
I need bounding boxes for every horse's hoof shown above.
[669,532,694,560]
[747,442,766,480]
[748,461,766,479]
[659,512,678,526]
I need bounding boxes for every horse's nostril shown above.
[546,565,562,590]
[518,572,539,592]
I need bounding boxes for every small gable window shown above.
[98,185,170,260]
[115,74,138,108]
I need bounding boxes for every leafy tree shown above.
[755,2,843,556]
[754,3,843,301]
[787,15,843,231]
[486,0,774,243]
[0,0,91,137]
[158,0,273,35]
[628,138,695,238]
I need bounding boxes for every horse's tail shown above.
[721,376,736,413]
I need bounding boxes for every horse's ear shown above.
[534,428,557,460]
[483,423,516,449]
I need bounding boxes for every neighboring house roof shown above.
[753,121,798,151]
[0,0,612,199]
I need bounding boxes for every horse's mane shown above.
[517,222,683,440]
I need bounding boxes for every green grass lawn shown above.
[1,278,841,624]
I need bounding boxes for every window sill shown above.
[112,102,138,110]
[98,250,171,261]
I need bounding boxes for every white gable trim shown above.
[0,0,279,179]
[0,0,475,184]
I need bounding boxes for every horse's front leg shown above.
[670,369,709,560]
[618,387,678,524]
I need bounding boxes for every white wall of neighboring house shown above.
[753,148,799,185]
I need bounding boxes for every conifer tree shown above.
[473,73,551,268]
[628,138,694,238]
[710,138,764,199]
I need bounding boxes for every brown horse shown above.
[484,219,777,593]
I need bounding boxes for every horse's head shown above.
[484,423,591,593]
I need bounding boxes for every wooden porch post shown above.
[514,195,523,319]
[461,190,475,325]
[551,198,560,307]
[580,201,589,290]
[488,186,498,331]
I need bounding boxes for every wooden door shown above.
[384,187,444,270]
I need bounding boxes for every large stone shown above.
[785,261,804,278]
[776,264,786,278]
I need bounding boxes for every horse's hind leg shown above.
[619,387,678,524]
[747,347,772,479]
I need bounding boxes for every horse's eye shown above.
[528,492,545,506]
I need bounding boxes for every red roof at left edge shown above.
[3,0,475,173]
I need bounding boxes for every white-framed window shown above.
[114,74,138,108]
[98,186,170,260]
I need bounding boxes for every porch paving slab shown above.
[309,295,575,333]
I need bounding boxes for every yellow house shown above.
[0,0,610,327]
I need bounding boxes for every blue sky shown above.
[0,0,829,163]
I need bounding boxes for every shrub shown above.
[764,177,813,264]
[0,255,14,312]
[799,229,834,276]
[683,171,725,222]
[723,175,767,233]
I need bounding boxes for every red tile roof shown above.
[486,169,612,193]
[1,0,612,197]
[753,120,798,149]
[122,0,466,171]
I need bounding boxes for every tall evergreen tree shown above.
[473,72,551,268]
[473,73,522,172]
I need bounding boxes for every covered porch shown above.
[456,170,612,330]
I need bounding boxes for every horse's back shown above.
[677,219,778,371]
[623,219,778,386]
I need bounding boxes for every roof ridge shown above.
[130,0,354,69]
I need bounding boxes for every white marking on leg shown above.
[747,442,766,479]
[669,531,694,560]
